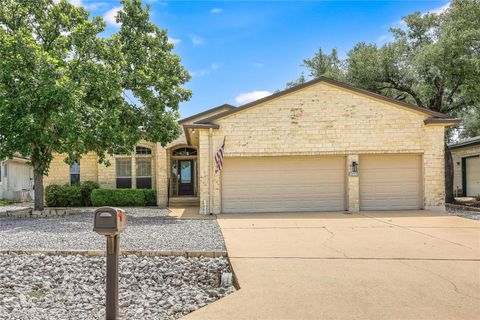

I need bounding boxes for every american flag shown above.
[215,138,226,173]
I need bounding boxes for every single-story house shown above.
[0,155,34,201]
[45,77,460,213]
[450,136,480,197]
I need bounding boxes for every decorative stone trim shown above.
[0,249,228,258]
[446,203,480,213]
[0,208,32,218]
[0,207,89,219]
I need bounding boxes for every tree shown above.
[0,0,191,210]
[289,0,480,202]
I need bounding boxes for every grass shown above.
[0,199,15,206]
[28,289,49,299]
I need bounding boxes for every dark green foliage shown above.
[143,189,157,206]
[79,181,100,206]
[0,0,191,210]
[45,181,99,207]
[45,184,83,207]
[91,188,156,207]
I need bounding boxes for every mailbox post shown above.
[93,207,126,320]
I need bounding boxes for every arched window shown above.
[172,147,197,156]
[136,146,152,155]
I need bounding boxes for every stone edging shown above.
[446,203,480,213]
[0,249,227,258]
[0,207,79,219]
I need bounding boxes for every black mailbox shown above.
[93,207,126,236]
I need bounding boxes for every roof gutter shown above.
[424,118,462,126]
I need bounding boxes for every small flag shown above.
[215,137,226,173]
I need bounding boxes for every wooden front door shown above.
[179,160,194,196]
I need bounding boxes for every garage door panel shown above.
[222,156,346,213]
[466,157,480,197]
[360,155,422,211]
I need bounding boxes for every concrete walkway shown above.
[184,211,480,320]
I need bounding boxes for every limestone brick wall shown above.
[44,154,70,186]
[451,144,480,195]
[97,154,116,188]
[46,141,159,192]
[156,145,168,207]
[197,82,448,213]
[198,130,211,213]
[80,153,98,183]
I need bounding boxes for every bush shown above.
[45,184,83,207]
[142,189,157,206]
[79,181,100,206]
[91,188,156,207]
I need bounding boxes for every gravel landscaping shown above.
[0,253,235,320]
[0,209,224,251]
[446,206,480,220]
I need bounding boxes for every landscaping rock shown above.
[0,253,235,320]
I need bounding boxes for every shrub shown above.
[142,189,157,206]
[91,188,153,207]
[45,184,83,207]
[79,181,100,206]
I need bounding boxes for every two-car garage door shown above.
[221,154,422,213]
[222,156,346,213]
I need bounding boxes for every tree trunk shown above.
[444,142,454,204]
[33,165,44,211]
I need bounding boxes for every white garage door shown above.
[360,154,422,210]
[222,156,346,213]
[466,156,480,197]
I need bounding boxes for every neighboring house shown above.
[0,155,34,201]
[449,136,480,197]
[44,77,459,213]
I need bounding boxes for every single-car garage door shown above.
[360,154,422,210]
[222,156,346,213]
[466,156,480,197]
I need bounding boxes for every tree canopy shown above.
[288,0,480,139]
[0,0,191,209]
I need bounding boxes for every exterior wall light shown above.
[349,161,359,177]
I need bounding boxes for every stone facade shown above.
[45,141,158,191]
[197,82,447,213]
[451,144,480,196]
[45,81,452,213]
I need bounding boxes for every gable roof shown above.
[195,77,456,125]
[179,104,235,124]
[448,135,480,150]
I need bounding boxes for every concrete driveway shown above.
[185,211,480,320]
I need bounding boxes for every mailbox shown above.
[93,207,126,236]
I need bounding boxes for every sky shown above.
[78,0,450,118]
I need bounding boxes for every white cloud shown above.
[54,0,83,6]
[168,37,181,45]
[211,8,222,14]
[253,62,264,68]
[235,91,272,104]
[428,2,450,15]
[377,34,394,45]
[85,2,108,10]
[190,35,204,46]
[104,6,122,27]
[190,63,221,77]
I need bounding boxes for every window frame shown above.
[136,158,152,189]
[70,161,80,185]
[116,158,132,188]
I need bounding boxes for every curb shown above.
[0,249,228,258]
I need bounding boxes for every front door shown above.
[179,160,194,196]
